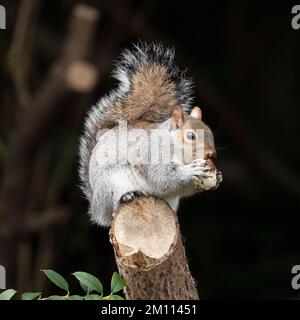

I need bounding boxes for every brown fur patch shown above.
[124,64,178,122]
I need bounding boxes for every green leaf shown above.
[67,295,83,300]
[79,281,89,294]
[41,269,69,292]
[0,289,17,300]
[21,292,41,300]
[111,272,125,294]
[84,294,102,300]
[46,295,66,300]
[72,272,103,294]
[110,294,125,300]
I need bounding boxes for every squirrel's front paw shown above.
[120,191,142,203]
[183,158,213,180]
[184,159,223,191]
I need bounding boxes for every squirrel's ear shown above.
[190,106,202,120]
[172,107,184,129]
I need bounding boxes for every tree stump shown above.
[109,196,199,300]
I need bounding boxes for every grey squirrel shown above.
[79,42,222,227]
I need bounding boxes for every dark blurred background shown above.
[0,0,299,299]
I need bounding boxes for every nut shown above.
[194,169,218,191]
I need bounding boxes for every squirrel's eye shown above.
[186,132,195,140]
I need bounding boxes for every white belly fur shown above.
[111,168,180,212]
[130,169,180,212]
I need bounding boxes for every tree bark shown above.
[109,196,199,300]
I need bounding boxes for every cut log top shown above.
[110,197,178,270]
[109,196,199,300]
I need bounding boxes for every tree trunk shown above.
[109,196,199,300]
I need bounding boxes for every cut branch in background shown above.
[8,0,40,110]
[0,206,69,238]
[0,4,100,292]
[61,4,99,63]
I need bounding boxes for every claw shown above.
[191,158,206,167]
[120,191,142,203]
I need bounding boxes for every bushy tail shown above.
[79,42,194,198]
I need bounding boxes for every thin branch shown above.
[8,0,40,109]
[0,206,70,237]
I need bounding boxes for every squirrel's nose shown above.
[204,150,217,159]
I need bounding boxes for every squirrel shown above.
[79,42,222,227]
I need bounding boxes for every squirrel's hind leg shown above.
[89,191,114,227]
[111,167,144,211]
[88,168,116,227]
